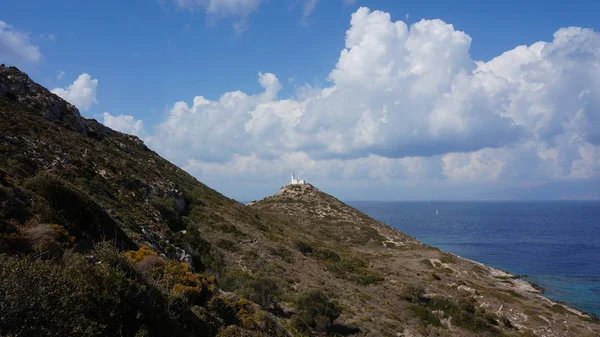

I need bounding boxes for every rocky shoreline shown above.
[454,253,600,320]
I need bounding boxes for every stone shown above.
[0,64,87,135]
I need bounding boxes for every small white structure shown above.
[290,173,306,185]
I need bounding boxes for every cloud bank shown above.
[105,7,600,199]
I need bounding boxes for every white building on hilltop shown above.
[290,173,306,185]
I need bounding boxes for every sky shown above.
[2,0,600,201]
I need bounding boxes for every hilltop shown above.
[1,65,599,337]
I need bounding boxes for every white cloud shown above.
[57,71,65,80]
[303,0,320,19]
[173,0,261,33]
[51,73,99,112]
[102,112,145,137]
[108,7,600,199]
[0,20,41,66]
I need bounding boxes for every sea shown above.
[347,201,600,317]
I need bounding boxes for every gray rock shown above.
[0,64,87,135]
[173,247,193,265]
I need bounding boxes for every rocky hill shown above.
[251,184,600,336]
[1,65,599,337]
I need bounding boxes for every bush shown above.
[408,303,442,327]
[293,289,341,332]
[153,260,216,305]
[0,219,30,254]
[550,304,567,314]
[218,239,239,252]
[439,254,456,264]
[407,295,503,335]
[208,295,289,336]
[0,179,31,224]
[125,245,158,263]
[24,174,134,250]
[151,197,185,231]
[402,284,426,304]
[20,221,75,257]
[295,240,313,255]
[183,224,223,272]
[219,269,284,309]
[243,276,284,309]
[267,246,294,263]
[0,242,214,337]
[312,248,341,262]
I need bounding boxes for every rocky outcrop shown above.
[0,64,87,135]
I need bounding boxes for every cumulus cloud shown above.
[0,20,41,66]
[107,7,600,199]
[102,112,145,137]
[173,0,261,33]
[51,73,99,112]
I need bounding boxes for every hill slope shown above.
[251,184,600,336]
[1,65,598,337]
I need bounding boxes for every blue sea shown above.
[347,201,600,317]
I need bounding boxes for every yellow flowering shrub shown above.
[124,245,157,263]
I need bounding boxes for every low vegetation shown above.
[291,289,342,333]
[403,284,512,335]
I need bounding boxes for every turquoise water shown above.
[347,201,600,317]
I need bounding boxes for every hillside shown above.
[1,64,599,337]
[251,184,600,336]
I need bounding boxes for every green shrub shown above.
[216,326,259,337]
[267,246,294,263]
[24,174,135,250]
[218,239,239,252]
[20,222,75,258]
[0,219,31,254]
[151,196,186,231]
[500,316,513,329]
[0,242,214,337]
[295,240,313,255]
[217,223,247,238]
[402,284,426,304]
[243,276,284,309]
[351,272,385,285]
[439,254,456,264]
[183,224,223,272]
[408,303,442,327]
[0,177,31,224]
[313,248,341,262]
[407,294,503,335]
[293,289,341,332]
[550,304,567,314]
[219,269,284,309]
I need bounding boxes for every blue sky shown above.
[2,0,600,200]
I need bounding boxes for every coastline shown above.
[451,252,599,320]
